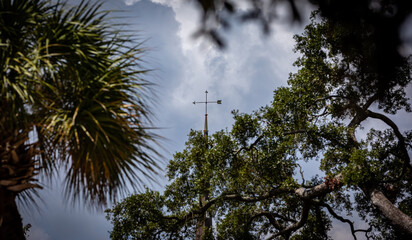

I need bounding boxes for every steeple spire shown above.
[193,90,222,137]
[192,90,222,239]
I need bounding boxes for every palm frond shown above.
[1,0,161,207]
[35,0,161,206]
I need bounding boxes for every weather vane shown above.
[193,90,222,137]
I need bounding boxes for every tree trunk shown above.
[370,189,412,235]
[0,128,40,240]
[195,190,212,240]
[0,187,25,240]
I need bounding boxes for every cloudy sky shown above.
[20,1,410,240]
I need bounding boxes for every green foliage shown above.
[106,12,412,239]
[1,0,158,206]
[291,208,332,240]
[106,190,184,240]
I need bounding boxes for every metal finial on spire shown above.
[193,90,222,137]
[193,90,222,239]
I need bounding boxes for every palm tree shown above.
[0,0,159,239]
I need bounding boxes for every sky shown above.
[19,0,411,240]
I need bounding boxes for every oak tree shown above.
[106,13,412,240]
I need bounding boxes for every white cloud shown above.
[124,0,141,6]
[138,0,301,134]
[171,21,298,111]
[124,0,183,7]
[152,0,182,6]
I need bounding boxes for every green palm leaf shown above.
[1,0,160,210]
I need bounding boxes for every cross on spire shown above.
[193,90,222,137]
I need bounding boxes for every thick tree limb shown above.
[267,200,311,239]
[163,188,293,224]
[237,175,343,238]
[343,97,412,235]
[348,101,411,172]
[265,174,343,239]
[166,174,412,240]
[362,94,379,111]
[365,110,412,172]
[365,110,404,138]
[295,174,343,200]
[369,189,412,235]
[346,94,379,142]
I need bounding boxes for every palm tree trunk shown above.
[0,187,25,240]
[0,127,39,240]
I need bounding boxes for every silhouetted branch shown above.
[267,200,311,239]
[318,201,371,240]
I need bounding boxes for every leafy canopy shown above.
[106,12,412,240]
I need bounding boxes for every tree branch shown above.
[164,188,293,225]
[235,135,264,155]
[365,110,412,172]
[295,174,343,200]
[362,94,379,110]
[248,211,284,231]
[162,174,346,238]
[267,200,311,239]
[235,129,307,155]
[318,201,371,240]
[265,174,344,239]
[347,94,379,141]
[369,189,412,235]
